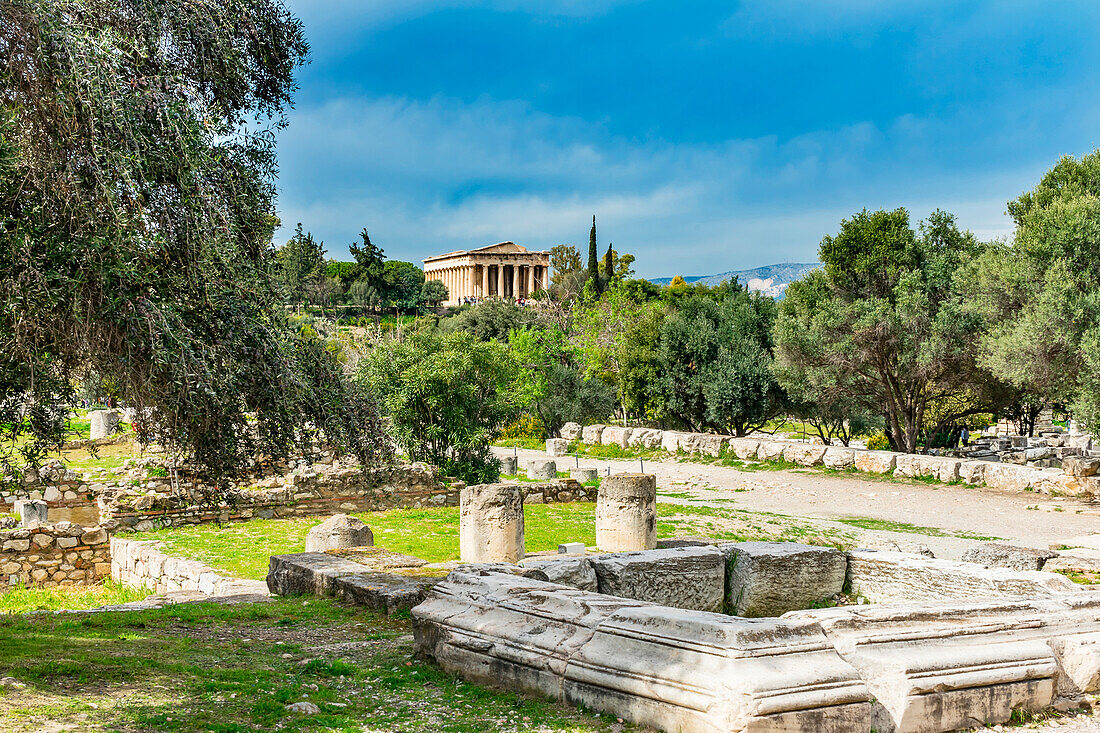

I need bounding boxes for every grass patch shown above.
[835,516,1001,541]
[1055,569,1100,585]
[492,437,547,451]
[146,500,857,581]
[146,505,609,580]
[570,442,664,460]
[0,580,148,615]
[0,596,639,732]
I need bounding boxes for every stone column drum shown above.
[595,473,657,552]
[460,483,525,563]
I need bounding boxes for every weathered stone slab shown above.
[600,426,632,448]
[522,556,598,592]
[985,463,1038,493]
[846,549,1078,603]
[659,430,684,453]
[14,499,47,528]
[498,455,517,475]
[267,552,439,614]
[960,543,1057,571]
[304,514,373,553]
[88,409,120,440]
[589,546,725,612]
[822,446,856,469]
[413,569,872,733]
[559,422,582,441]
[636,428,665,449]
[694,434,726,457]
[413,561,1100,733]
[334,571,441,614]
[727,437,759,460]
[756,439,787,461]
[526,459,557,480]
[545,438,569,457]
[724,541,847,617]
[958,460,989,485]
[568,467,597,483]
[581,424,606,445]
[783,443,827,466]
[1064,456,1100,477]
[854,450,898,474]
[791,601,1065,733]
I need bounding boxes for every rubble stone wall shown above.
[0,523,111,587]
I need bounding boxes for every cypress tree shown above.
[602,242,613,288]
[587,215,601,294]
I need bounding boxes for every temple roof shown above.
[423,241,549,264]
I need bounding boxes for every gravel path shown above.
[498,447,1100,558]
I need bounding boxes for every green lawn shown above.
[142,502,852,582]
[0,596,643,733]
[835,516,1001,541]
[0,580,147,615]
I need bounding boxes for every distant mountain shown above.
[650,262,821,298]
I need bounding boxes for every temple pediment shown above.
[468,241,527,254]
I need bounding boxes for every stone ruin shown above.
[262,470,1100,731]
[407,471,1100,732]
[412,542,1100,733]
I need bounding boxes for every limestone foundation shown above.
[459,483,525,563]
[595,473,656,552]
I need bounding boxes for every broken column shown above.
[595,473,656,552]
[570,467,598,483]
[499,455,518,475]
[15,499,48,528]
[460,483,525,563]
[89,409,120,439]
[526,459,556,480]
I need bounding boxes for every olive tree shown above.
[775,209,992,453]
[0,0,389,484]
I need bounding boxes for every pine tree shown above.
[349,228,386,291]
[587,215,601,294]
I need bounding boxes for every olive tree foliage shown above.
[774,209,991,453]
[964,151,1100,430]
[508,326,616,436]
[0,0,389,483]
[572,288,664,422]
[440,299,550,342]
[357,331,521,484]
[657,289,784,436]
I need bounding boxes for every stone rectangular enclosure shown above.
[412,544,1100,733]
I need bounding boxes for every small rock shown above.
[285,701,320,715]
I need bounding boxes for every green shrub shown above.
[499,413,546,441]
[864,431,890,451]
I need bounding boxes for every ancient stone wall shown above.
[110,537,235,595]
[561,423,1100,499]
[0,523,110,587]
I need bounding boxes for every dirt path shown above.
[499,447,1100,558]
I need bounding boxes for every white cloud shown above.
[274,91,1050,276]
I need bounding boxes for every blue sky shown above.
[274,0,1100,278]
